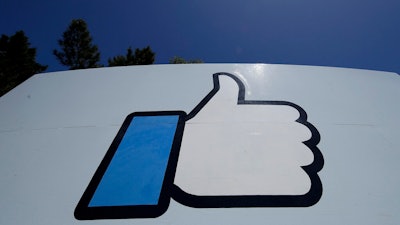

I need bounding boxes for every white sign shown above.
[0,64,399,224]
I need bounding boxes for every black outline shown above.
[171,73,324,208]
[74,111,186,220]
[74,72,324,220]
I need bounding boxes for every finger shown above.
[186,73,241,121]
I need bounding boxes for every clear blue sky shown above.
[1,0,399,73]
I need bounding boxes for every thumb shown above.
[186,73,243,120]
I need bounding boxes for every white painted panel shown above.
[0,64,399,224]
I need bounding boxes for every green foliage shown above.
[133,46,155,65]
[169,56,203,64]
[53,19,101,70]
[108,46,155,66]
[0,31,47,96]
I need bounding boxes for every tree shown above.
[53,19,101,70]
[169,56,203,64]
[108,46,155,66]
[0,31,47,96]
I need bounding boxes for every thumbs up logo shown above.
[75,73,324,220]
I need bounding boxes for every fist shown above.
[173,73,323,207]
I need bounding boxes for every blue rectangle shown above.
[88,115,179,207]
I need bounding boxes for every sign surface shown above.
[0,64,399,224]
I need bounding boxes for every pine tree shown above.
[108,46,155,67]
[132,46,155,65]
[53,19,101,70]
[0,31,47,96]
